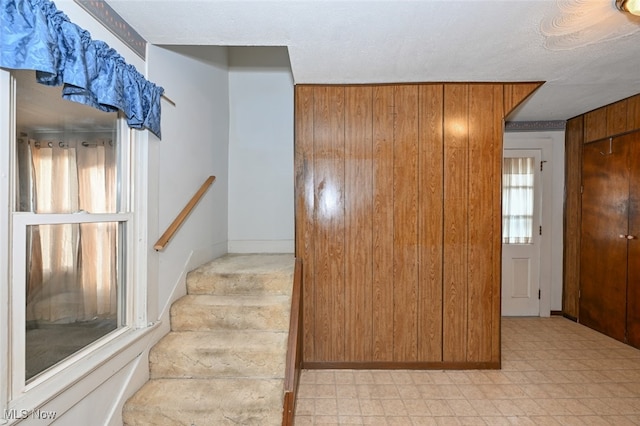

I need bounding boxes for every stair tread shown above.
[124,254,293,426]
[192,253,294,275]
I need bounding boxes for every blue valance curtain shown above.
[0,0,164,138]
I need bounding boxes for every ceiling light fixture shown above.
[617,0,640,16]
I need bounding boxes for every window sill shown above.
[2,321,161,424]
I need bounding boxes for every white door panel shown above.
[502,149,542,316]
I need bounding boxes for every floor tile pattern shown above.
[294,317,640,425]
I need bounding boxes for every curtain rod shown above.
[162,94,176,106]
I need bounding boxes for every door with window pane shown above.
[501,149,542,316]
[10,69,130,391]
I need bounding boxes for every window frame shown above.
[502,150,542,246]
[0,68,149,419]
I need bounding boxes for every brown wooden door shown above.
[580,137,629,342]
[626,132,640,348]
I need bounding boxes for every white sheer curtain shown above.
[502,157,535,245]
[76,144,117,318]
[24,139,117,323]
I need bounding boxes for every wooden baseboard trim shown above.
[550,310,563,316]
[302,361,501,370]
[562,313,578,322]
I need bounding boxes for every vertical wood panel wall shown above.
[563,116,583,321]
[563,93,640,321]
[296,83,540,368]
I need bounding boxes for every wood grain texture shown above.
[491,85,504,363]
[294,83,533,366]
[443,84,469,363]
[372,85,395,361]
[392,85,419,362]
[607,100,628,137]
[282,258,304,426]
[628,95,640,132]
[417,84,444,362]
[344,86,374,361]
[503,82,543,117]
[627,131,640,349]
[563,116,583,320]
[154,176,215,251]
[467,84,498,362]
[580,137,629,342]
[313,86,346,361]
[294,86,316,360]
[584,108,608,143]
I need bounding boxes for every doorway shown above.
[502,138,553,317]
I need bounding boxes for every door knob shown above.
[620,234,628,239]
[628,235,636,240]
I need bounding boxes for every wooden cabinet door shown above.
[627,132,640,348]
[580,137,629,342]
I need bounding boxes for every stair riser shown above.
[171,305,289,331]
[123,408,283,426]
[122,378,284,426]
[187,272,293,295]
[123,254,295,426]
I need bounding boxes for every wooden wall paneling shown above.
[627,95,640,132]
[294,86,316,361]
[607,100,628,137]
[491,85,504,363]
[372,86,396,361]
[344,86,374,361]
[563,116,583,320]
[417,84,444,362]
[443,84,469,362]
[295,82,529,366]
[503,82,543,116]
[584,108,607,143]
[313,86,346,361]
[627,131,640,349]
[467,84,500,362]
[392,85,420,362]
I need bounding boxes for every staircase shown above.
[123,254,294,426]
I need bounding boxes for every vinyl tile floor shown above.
[293,316,640,425]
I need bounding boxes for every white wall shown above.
[228,47,294,253]
[146,45,230,320]
[108,45,231,425]
[503,130,565,313]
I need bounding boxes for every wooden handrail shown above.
[154,175,216,251]
[282,258,303,426]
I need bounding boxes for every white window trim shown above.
[0,69,14,424]
[0,69,150,424]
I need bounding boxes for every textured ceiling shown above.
[105,0,640,122]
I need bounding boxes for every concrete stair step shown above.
[150,330,288,379]
[170,294,291,332]
[186,254,294,295]
[122,377,283,426]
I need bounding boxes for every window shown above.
[502,156,535,244]
[3,69,143,403]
